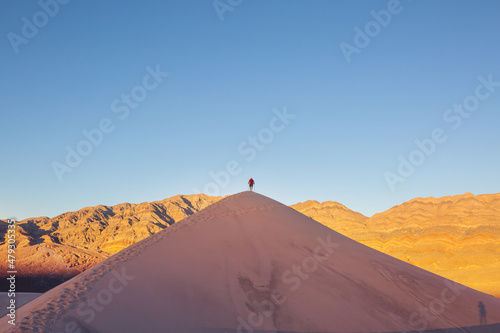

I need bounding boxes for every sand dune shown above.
[2,192,498,303]
[2,192,499,332]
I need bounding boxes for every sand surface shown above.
[1,192,499,332]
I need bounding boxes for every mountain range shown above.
[1,192,499,298]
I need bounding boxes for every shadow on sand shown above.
[478,301,487,325]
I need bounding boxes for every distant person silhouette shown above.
[478,301,487,325]
[248,178,255,191]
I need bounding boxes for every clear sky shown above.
[2,0,499,220]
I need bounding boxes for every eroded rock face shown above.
[0,194,222,291]
[292,193,500,298]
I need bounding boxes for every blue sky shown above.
[2,0,499,220]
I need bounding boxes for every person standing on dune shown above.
[248,178,255,191]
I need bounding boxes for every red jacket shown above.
[248,178,255,185]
